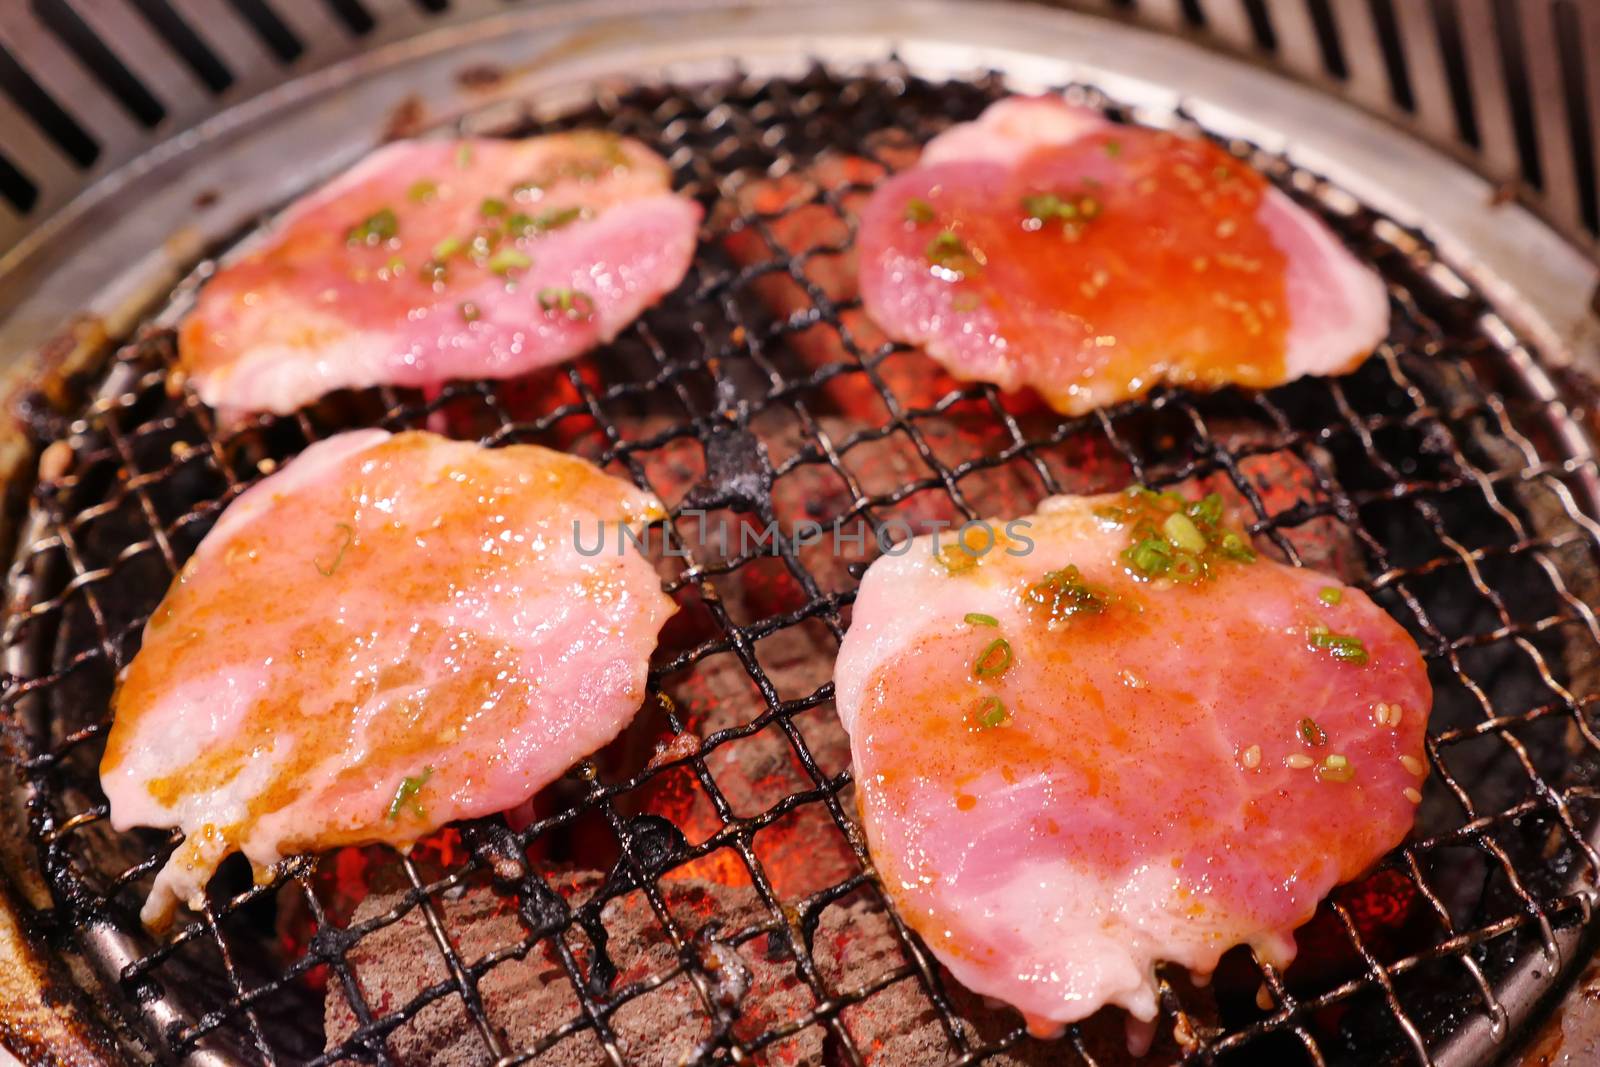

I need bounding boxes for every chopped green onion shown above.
[976,695,1008,728]
[1297,716,1327,746]
[455,143,474,169]
[479,196,507,217]
[431,236,463,260]
[506,212,536,236]
[1318,586,1343,606]
[347,207,398,246]
[937,543,979,574]
[1308,629,1369,665]
[313,522,355,577]
[926,230,972,270]
[1026,565,1108,622]
[1169,554,1206,583]
[407,179,439,203]
[1216,532,1256,562]
[904,197,936,224]
[1162,512,1207,553]
[387,766,433,820]
[1186,492,1223,526]
[488,248,531,275]
[1103,139,1123,158]
[468,229,500,258]
[538,287,595,319]
[533,205,584,231]
[459,301,481,323]
[1125,536,1173,576]
[964,612,999,627]
[1022,193,1075,222]
[973,637,1013,678]
[1022,191,1103,226]
[1112,487,1258,582]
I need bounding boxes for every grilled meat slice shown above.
[856,96,1390,414]
[181,133,700,416]
[101,430,674,928]
[833,488,1429,1034]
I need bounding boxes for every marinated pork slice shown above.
[181,132,701,416]
[856,97,1390,415]
[101,430,675,929]
[833,487,1430,1034]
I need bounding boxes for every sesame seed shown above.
[1390,704,1404,727]
[1173,1013,1196,1047]
[1373,702,1391,727]
[1240,744,1262,769]
[257,458,278,475]
[1285,754,1314,769]
[1404,787,1422,804]
[1400,754,1424,776]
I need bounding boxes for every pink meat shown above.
[856,97,1390,414]
[833,490,1430,1035]
[181,133,701,416]
[100,430,675,928]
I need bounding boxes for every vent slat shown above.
[0,178,27,223]
[64,1,218,113]
[1579,0,1600,234]
[1132,0,1189,31]
[30,0,166,128]
[1391,0,1455,140]
[1192,0,1256,51]
[0,10,136,157]
[319,0,378,36]
[1453,0,1521,181]
[271,2,357,47]
[1325,0,1393,111]
[0,92,79,213]
[1519,1,1582,230]
[126,0,234,95]
[164,0,288,81]
[1265,0,1327,80]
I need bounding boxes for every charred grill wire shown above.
[4,63,1600,1066]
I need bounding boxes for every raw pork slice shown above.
[101,430,674,928]
[181,132,701,415]
[834,487,1430,1034]
[857,97,1390,414]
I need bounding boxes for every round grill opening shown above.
[4,56,1600,1067]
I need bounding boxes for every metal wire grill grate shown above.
[5,60,1600,1066]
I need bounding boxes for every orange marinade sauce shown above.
[925,128,1291,405]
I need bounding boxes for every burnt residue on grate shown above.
[3,61,1600,1067]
